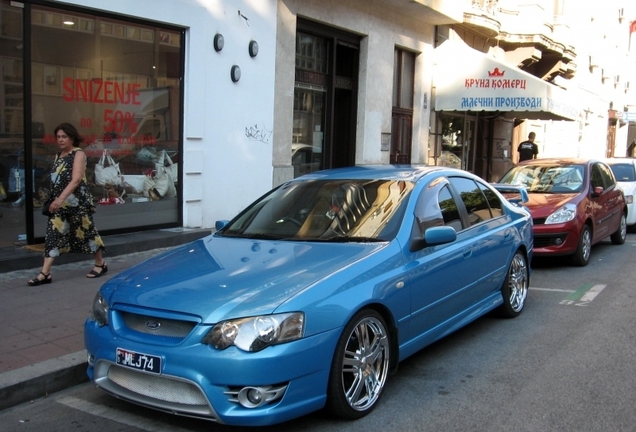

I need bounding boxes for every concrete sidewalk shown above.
[0,228,211,410]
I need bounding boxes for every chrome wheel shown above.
[507,252,528,313]
[497,250,528,318]
[328,310,390,418]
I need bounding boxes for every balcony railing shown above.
[471,0,498,17]
[463,0,500,37]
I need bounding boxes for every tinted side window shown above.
[590,164,604,189]
[479,183,503,217]
[439,185,462,231]
[450,177,492,226]
[413,181,462,232]
[598,163,616,189]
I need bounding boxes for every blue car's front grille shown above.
[121,312,196,338]
[93,362,218,421]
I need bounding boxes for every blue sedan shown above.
[84,165,533,426]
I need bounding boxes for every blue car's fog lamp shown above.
[247,388,263,405]
[88,292,109,326]
[545,203,576,224]
[203,312,304,352]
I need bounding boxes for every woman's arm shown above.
[51,151,87,210]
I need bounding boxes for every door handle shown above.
[463,248,472,258]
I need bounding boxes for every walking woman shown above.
[28,123,106,286]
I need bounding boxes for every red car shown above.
[499,158,627,266]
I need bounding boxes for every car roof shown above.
[604,157,636,165]
[292,164,456,182]
[516,158,598,166]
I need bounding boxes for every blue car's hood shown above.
[105,236,387,323]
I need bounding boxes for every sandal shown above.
[87,263,108,278]
[28,272,52,286]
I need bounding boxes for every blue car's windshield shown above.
[500,164,585,193]
[218,179,414,241]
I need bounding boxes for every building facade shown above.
[0,0,634,247]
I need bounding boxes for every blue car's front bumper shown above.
[84,319,341,426]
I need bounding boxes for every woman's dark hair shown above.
[54,122,84,147]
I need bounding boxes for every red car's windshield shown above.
[500,164,585,193]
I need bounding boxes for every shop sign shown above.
[434,41,579,121]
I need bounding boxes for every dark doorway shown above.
[331,43,358,168]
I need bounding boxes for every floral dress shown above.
[45,148,105,258]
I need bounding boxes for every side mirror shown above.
[409,226,457,252]
[592,186,604,196]
[215,220,230,231]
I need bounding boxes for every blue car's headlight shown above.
[203,312,304,352]
[545,203,576,224]
[88,292,109,326]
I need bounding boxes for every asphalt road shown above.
[2,235,636,432]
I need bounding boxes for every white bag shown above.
[163,151,178,184]
[154,151,176,197]
[143,169,175,198]
[94,150,122,186]
[122,175,146,194]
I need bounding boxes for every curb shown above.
[0,351,88,410]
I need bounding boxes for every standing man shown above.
[517,132,538,162]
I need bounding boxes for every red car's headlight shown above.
[545,203,576,224]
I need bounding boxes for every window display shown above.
[29,5,184,239]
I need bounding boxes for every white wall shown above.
[55,0,278,228]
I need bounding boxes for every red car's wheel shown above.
[571,224,592,266]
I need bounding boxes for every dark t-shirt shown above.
[518,140,538,162]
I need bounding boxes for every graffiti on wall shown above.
[245,124,272,144]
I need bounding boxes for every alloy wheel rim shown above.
[508,253,528,312]
[582,229,591,261]
[620,216,627,240]
[341,317,390,411]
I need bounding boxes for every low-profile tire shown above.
[571,224,592,266]
[497,250,528,318]
[610,213,627,245]
[326,309,390,420]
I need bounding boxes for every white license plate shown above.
[116,348,161,374]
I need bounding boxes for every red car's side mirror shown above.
[593,186,604,196]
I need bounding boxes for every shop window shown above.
[29,5,184,240]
